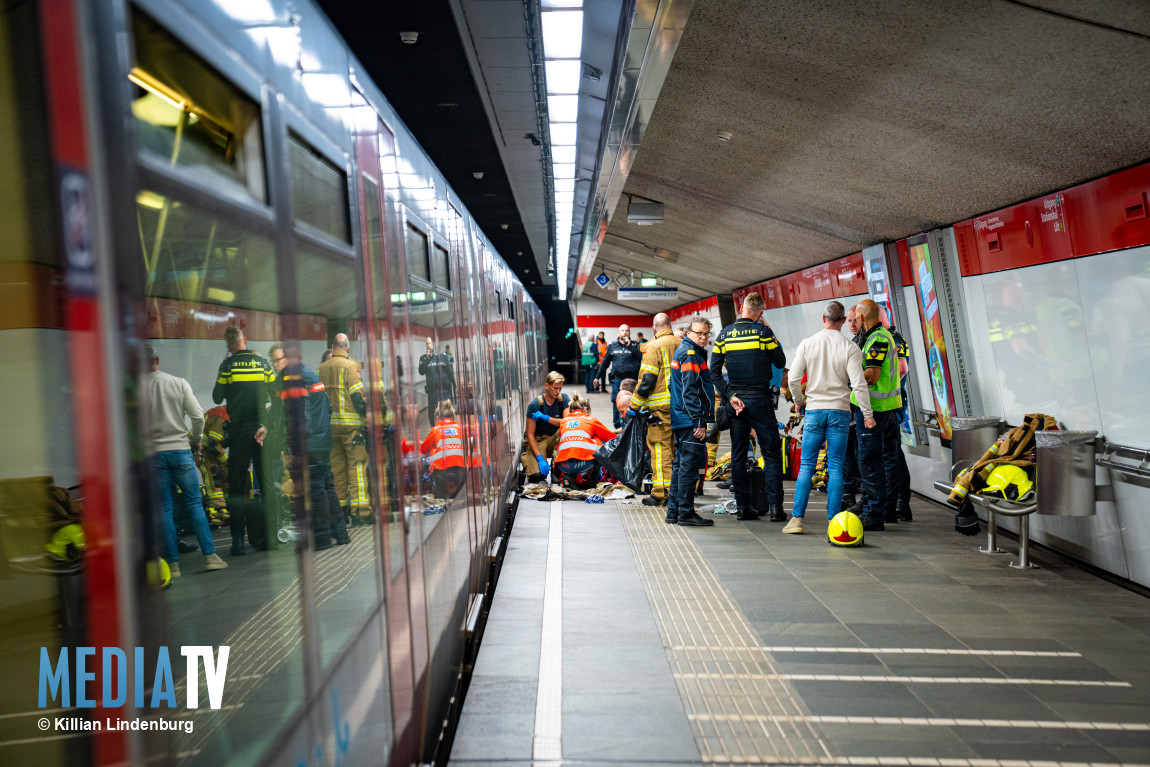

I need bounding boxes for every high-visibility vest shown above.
[420,418,466,470]
[850,326,903,412]
[555,411,617,462]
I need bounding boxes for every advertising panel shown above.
[908,239,957,445]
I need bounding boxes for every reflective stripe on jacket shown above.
[850,325,903,412]
[631,328,678,411]
[318,349,365,428]
[555,412,617,462]
[420,418,466,470]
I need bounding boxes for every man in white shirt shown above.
[146,345,227,575]
[780,302,874,534]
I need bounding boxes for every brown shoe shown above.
[204,553,228,571]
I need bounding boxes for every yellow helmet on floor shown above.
[146,557,173,590]
[982,464,1034,502]
[827,511,864,548]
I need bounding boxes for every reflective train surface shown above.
[0,1,545,765]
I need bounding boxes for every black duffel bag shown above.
[593,415,648,492]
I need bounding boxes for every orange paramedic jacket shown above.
[555,411,617,462]
[420,418,466,470]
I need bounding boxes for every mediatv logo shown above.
[38,646,230,709]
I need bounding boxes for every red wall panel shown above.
[830,253,866,297]
[971,193,1074,274]
[1062,162,1150,258]
[952,220,981,277]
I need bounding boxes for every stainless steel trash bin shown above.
[1036,430,1098,517]
[951,417,1003,466]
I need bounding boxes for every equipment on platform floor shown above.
[827,511,864,548]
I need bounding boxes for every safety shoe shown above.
[896,499,913,522]
[678,513,715,527]
[641,495,667,507]
[768,504,787,522]
[782,517,804,534]
[169,562,181,578]
[883,512,900,523]
[177,539,196,553]
[204,553,228,571]
[735,509,760,521]
[716,480,732,490]
[334,534,351,545]
[860,514,886,532]
[230,540,245,556]
[664,514,678,525]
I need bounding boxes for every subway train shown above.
[1,1,545,766]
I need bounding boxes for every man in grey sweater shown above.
[780,302,874,534]
[145,345,227,576]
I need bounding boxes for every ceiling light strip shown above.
[540,2,584,301]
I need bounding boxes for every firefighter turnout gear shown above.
[670,337,714,430]
[318,350,370,520]
[632,328,679,500]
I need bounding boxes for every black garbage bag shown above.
[594,415,648,493]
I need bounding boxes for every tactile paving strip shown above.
[618,500,831,764]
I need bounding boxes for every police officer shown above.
[419,336,455,426]
[710,292,787,522]
[597,324,643,429]
[851,300,904,531]
[212,325,276,554]
[630,313,678,507]
[879,306,912,522]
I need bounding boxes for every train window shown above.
[405,223,430,283]
[292,249,380,667]
[432,243,451,292]
[288,133,350,242]
[130,11,265,202]
[136,189,278,311]
[495,290,502,315]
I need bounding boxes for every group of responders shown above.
[50,717,194,734]
[38,646,229,710]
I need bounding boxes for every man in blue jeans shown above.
[779,303,873,534]
[145,345,227,576]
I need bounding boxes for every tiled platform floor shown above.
[451,392,1150,767]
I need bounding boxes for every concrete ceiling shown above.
[580,0,1150,311]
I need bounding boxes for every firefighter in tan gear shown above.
[317,333,370,525]
[629,313,678,507]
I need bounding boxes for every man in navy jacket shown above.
[668,318,716,527]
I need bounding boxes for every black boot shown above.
[840,493,856,511]
[768,504,786,522]
[736,508,760,521]
[896,497,913,522]
[230,537,245,556]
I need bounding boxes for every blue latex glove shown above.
[626,408,639,419]
[531,411,551,423]
[537,455,550,475]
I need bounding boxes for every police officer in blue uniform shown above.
[709,293,787,521]
[597,324,643,429]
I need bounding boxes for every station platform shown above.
[451,393,1150,766]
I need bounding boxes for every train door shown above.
[352,96,421,766]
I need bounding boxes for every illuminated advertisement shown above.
[909,241,956,444]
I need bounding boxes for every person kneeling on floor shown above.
[552,395,616,489]
[521,371,570,482]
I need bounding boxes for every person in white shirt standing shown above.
[145,345,227,575]
[781,302,874,534]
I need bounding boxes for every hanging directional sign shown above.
[618,287,678,301]
[594,271,611,289]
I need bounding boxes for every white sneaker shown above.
[782,517,804,535]
[204,553,228,571]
